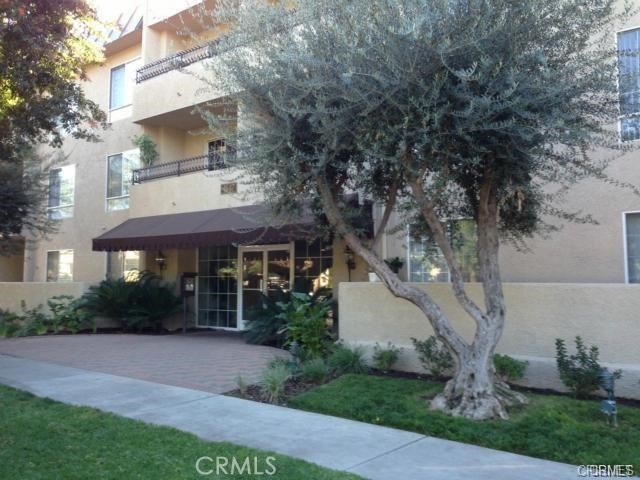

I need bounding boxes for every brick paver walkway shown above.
[0,332,287,393]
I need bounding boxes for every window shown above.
[198,246,239,328]
[294,239,333,293]
[46,250,73,282]
[618,28,640,142]
[107,149,140,211]
[625,212,640,283]
[408,219,479,282]
[106,251,140,280]
[47,165,75,219]
[208,139,234,169]
[109,59,141,111]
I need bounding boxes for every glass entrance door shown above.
[240,245,292,326]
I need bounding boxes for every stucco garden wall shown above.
[339,282,640,399]
[0,282,89,313]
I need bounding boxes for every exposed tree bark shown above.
[370,176,399,251]
[318,167,526,420]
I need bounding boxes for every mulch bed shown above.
[226,366,640,408]
[227,376,321,406]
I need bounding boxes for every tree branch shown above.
[407,176,489,329]
[370,176,399,251]
[315,174,469,355]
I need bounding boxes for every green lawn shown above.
[289,374,640,469]
[0,385,360,480]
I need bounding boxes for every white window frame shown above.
[108,57,141,121]
[105,149,140,212]
[45,249,74,283]
[47,165,75,219]
[405,218,478,283]
[622,210,640,283]
[616,25,640,143]
[406,228,451,283]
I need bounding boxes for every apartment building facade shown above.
[1,1,640,336]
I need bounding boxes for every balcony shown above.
[132,153,225,184]
[136,41,217,83]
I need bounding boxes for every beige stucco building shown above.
[0,1,370,331]
[0,1,639,396]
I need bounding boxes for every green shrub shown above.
[260,364,290,404]
[131,133,159,166]
[277,292,332,358]
[411,336,454,379]
[82,271,180,331]
[243,288,290,346]
[127,273,181,332]
[555,336,622,398]
[299,358,329,384]
[267,356,290,370]
[493,353,528,383]
[0,309,18,337]
[47,295,94,334]
[328,343,369,375]
[372,342,402,372]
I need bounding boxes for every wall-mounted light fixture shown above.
[155,251,167,270]
[343,246,356,281]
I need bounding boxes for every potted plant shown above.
[384,256,404,274]
[131,133,159,167]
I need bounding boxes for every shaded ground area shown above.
[0,331,286,393]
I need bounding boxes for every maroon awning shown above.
[92,205,315,252]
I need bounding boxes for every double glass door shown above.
[240,245,292,325]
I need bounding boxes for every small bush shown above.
[328,343,369,376]
[234,374,248,398]
[555,336,622,398]
[82,271,180,331]
[260,364,290,404]
[267,356,290,370]
[277,292,333,358]
[493,353,528,383]
[243,288,290,346]
[299,358,329,384]
[411,336,454,379]
[372,342,402,372]
[48,295,94,334]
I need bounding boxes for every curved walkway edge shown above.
[0,354,581,480]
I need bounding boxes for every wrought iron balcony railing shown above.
[132,154,225,184]
[136,41,216,83]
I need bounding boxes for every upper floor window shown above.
[46,249,74,282]
[208,139,234,168]
[107,149,139,211]
[618,28,640,142]
[625,212,640,283]
[47,165,75,219]
[109,58,141,117]
[407,219,479,283]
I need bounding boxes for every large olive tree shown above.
[199,0,635,419]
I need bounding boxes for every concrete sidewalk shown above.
[0,354,581,480]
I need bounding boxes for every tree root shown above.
[429,380,527,420]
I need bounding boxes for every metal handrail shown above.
[132,153,225,184]
[136,41,216,83]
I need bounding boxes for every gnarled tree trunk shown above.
[316,173,526,420]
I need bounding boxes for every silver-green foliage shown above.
[412,336,454,379]
[299,357,330,384]
[372,342,402,372]
[260,363,291,404]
